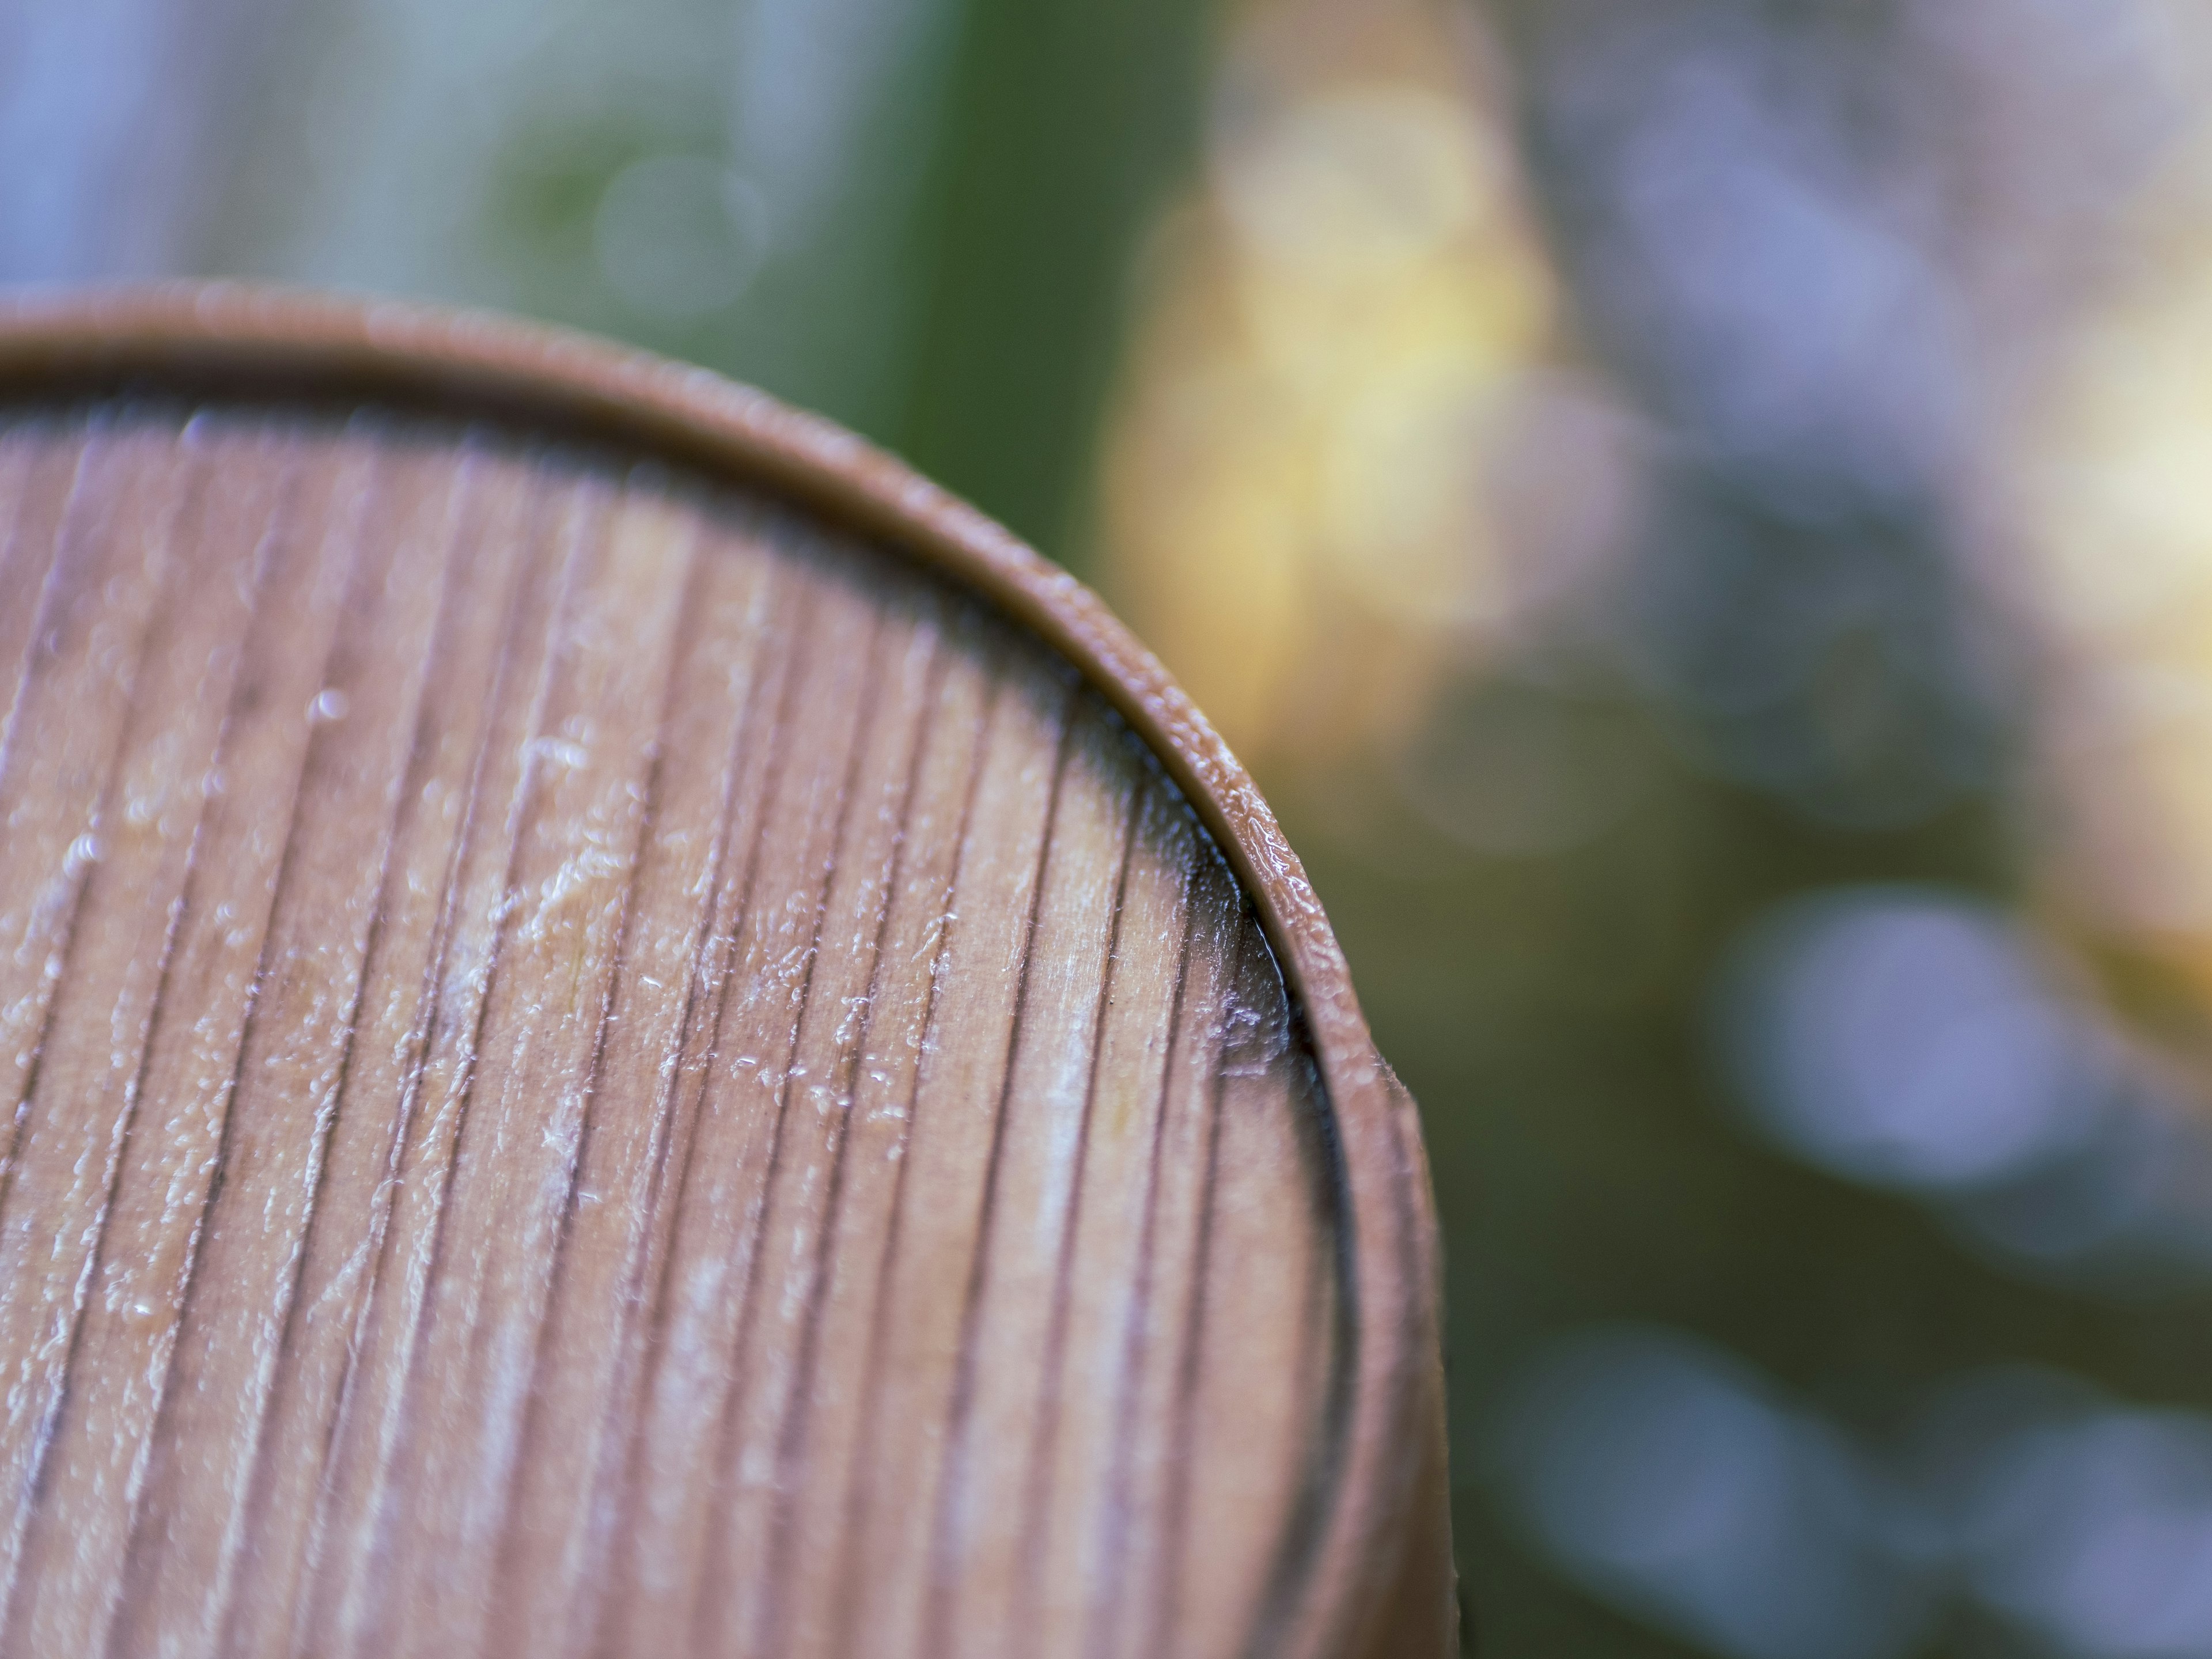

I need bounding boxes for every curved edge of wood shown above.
[0,281,1455,1659]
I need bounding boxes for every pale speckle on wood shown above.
[0,403,1355,1658]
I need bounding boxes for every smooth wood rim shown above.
[0,282,1448,1658]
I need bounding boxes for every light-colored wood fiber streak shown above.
[0,400,1374,1658]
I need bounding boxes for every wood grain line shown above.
[1027,771,1203,1657]
[1089,786,1205,1659]
[501,487,713,1476]
[0,430,44,757]
[0,415,108,804]
[0,290,1454,1659]
[92,430,394,1657]
[918,692,1089,1659]
[691,576,948,1657]
[1185,912,1337,1659]
[224,434,541,1659]
[0,420,243,1633]
[0,421,79,797]
[111,431,480,1658]
[298,462,599,1658]
[1157,915,1237,1659]
[829,653,1073,1659]
[588,564,820,1655]
[575,544,811,1658]
[781,610,1002,1659]
[557,528,801,1659]
[479,479,738,1656]
[1247,1038,1360,1659]
[369,464,691,1659]
[256,440,478,1385]
[0,421,185,1192]
[0,355,1423,1656]
[3,426,373,1658]
[752,613,950,1656]
[607,566,885,1654]
[1007,755,1148,1646]
[1096,839,1242,1659]
[682,570,904,1656]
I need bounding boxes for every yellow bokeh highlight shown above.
[2014,1,2212,994]
[1100,5,1565,767]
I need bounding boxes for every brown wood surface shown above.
[0,287,1453,1659]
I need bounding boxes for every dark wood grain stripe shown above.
[669,569,893,1654]
[300,457,597,1658]
[367,464,690,1659]
[842,657,1074,1656]
[0,420,190,1194]
[785,611,1002,1659]
[0,402,1357,1659]
[691,573,945,1656]
[749,608,950,1657]
[918,680,1094,1659]
[488,496,785,1659]
[5,425,372,1658]
[574,516,808,1658]
[225,434,544,1659]
[0,422,82,791]
[1120,843,1244,1659]
[0,419,268,1630]
[1048,775,1203,1659]
[110,431,475,1657]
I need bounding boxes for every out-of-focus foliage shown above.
[16,0,2212,1652]
[116,0,1211,556]
[1104,0,2212,1654]
[1101,0,1581,763]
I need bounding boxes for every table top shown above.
[0,287,1450,1659]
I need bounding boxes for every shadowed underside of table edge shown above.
[0,283,1456,1659]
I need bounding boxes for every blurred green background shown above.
[15,0,2212,1652]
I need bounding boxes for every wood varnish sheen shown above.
[0,288,1454,1659]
